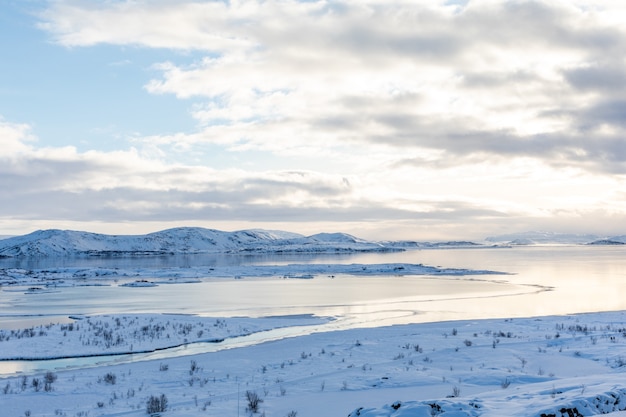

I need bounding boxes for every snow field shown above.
[2,311,626,416]
[0,314,330,360]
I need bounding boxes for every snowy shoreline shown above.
[0,314,332,361]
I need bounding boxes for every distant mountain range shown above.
[0,228,490,258]
[485,231,626,246]
[0,227,409,258]
[0,228,623,258]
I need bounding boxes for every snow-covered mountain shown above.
[381,240,482,249]
[484,231,626,245]
[587,236,626,245]
[0,227,400,257]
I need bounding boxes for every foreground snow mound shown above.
[0,227,401,257]
[348,400,482,417]
[534,388,626,417]
[349,387,626,417]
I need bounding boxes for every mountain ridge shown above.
[0,227,398,258]
[2,228,624,258]
[484,231,626,245]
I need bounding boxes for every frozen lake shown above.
[1,245,625,374]
[2,246,625,327]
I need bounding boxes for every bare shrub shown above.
[44,371,57,392]
[103,372,116,385]
[245,390,263,413]
[146,394,168,415]
[31,378,41,392]
[190,360,198,374]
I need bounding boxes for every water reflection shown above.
[0,275,525,323]
[0,252,354,270]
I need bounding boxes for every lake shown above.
[1,245,625,374]
[2,245,625,327]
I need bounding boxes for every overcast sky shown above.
[1,0,625,240]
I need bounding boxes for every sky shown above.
[1,0,626,241]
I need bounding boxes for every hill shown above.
[485,231,601,245]
[0,227,399,257]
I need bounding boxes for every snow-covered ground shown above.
[0,314,330,360]
[3,311,626,417]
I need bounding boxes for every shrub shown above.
[245,390,263,413]
[31,378,41,392]
[189,360,199,374]
[44,371,57,392]
[103,372,116,385]
[146,394,168,415]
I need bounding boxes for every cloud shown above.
[38,0,253,52]
[0,121,356,222]
[16,1,626,238]
[564,62,626,93]
[0,120,38,154]
[38,0,626,174]
[0,118,526,238]
[2,119,625,239]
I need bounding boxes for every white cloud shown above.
[38,1,254,52]
[2,122,625,239]
[40,0,626,173]
[0,120,37,155]
[11,0,626,238]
